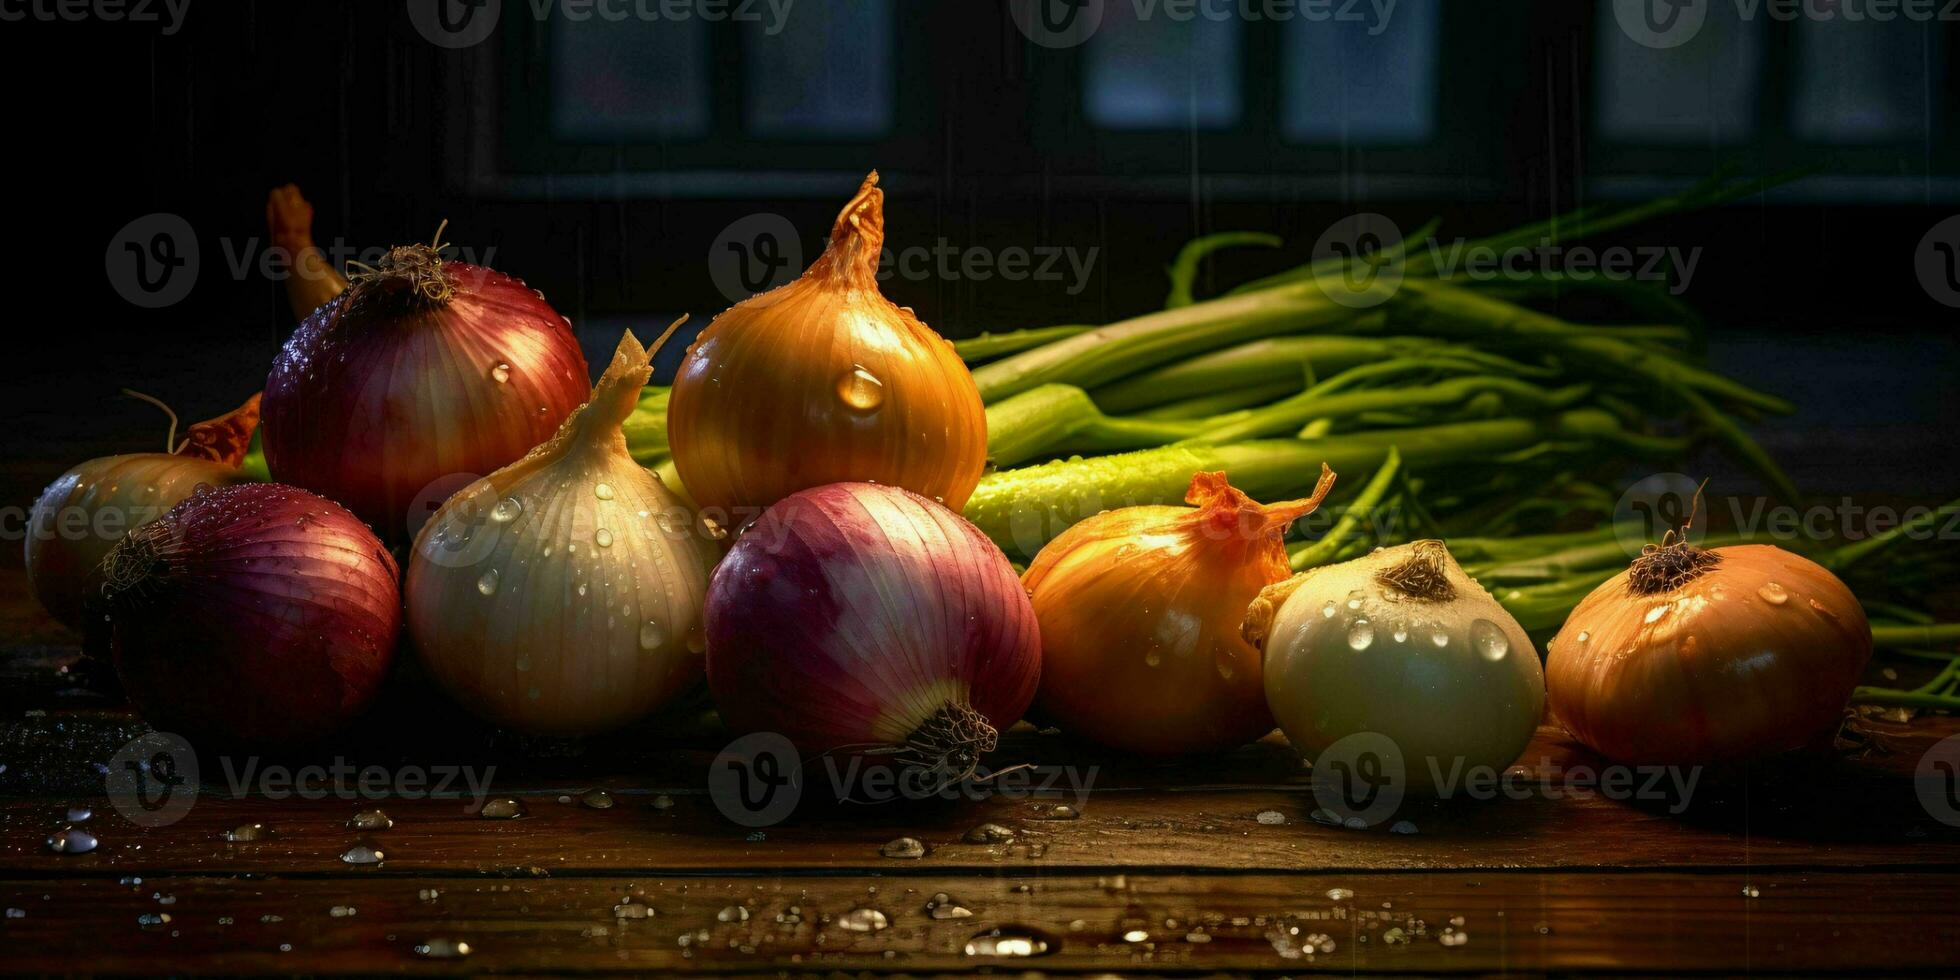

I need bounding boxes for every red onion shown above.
[262,233,589,540]
[706,483,1041,791]
[101,483,402,744]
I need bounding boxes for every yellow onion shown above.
[26,392,260,632]
[667,172,988,522]
[1023,467,1335,755]
[1547,541,1870,766]
[406,327,720,735]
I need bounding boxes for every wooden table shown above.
[2,567,1957,975]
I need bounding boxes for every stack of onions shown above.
[26,392,260,632]
[262,225,589,539]
[406,327,721,735]
[99,483,401,744]
[706,482,1040,792]
[667,172,988,522]
[1023,469,1335,755]
[1547,538,1870,765]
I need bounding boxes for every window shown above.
[1793,14,1939,142]
[745,0,894,138]
[1594,2,1763,143]
[1085,5,1242,129]
[1282,0,1441,144]
[550,16,711,140]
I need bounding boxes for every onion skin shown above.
[26,393,262,632]
[406,330,720,736]
[1023,469,1334,756]
[705,482,1039,785]
[1546,544,1871,767]
[263,257,590,540]
[668,172,988,521]
[101,483,401,745]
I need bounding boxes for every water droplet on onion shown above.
[476,568,500,596]
[594,482,615,500]
[595,528,614,548]
[638,620,666,649]
[1470,619,1509,661]
[490,497,523,523]
[836,366,885,412]
[1758,581,1789,605]
[1346,619,1374,651]
[489,362,510,384]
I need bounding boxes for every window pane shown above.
[551,17,710,140]
[1594,0,1761,143]
[746,0,894,138]
[1085,6,1241,129]
[1283,0,1440,143]
[1793,16,1940,142]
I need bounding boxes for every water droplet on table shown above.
[329,905,356,918]
[880,836,926,859]
[836,907,889,932]
[716,905,749,923]
[965,926,1055,957]
[414,938,472,958]
[479,798,527,819]
[1031,803,1079,821]
[613,901,653,919]
[347,809,392,831]
[925,892,973,919]
[225,823,271,842]
[340,843,384,865]
[1390,819,1419,834]
[46,826,97,854]
[1742,884,1761,898]
[963,823,1015,844]
[578,788,615,810]
[1255,809,1285,825]
[65,805,92,823]
[1326,887,1354,901]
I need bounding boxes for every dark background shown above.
[1,0,1956,533]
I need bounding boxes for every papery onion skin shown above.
[1024,469,1334,756]
[668,172,988,522]
[26,393,261,631]
[263,251,590,541]
[406,330,720,736]
[1250,541,1545,794]
[101,483,401,745]
[1546,543,1871,767]
[705,482,1039,786]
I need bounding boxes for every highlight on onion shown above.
[26,391,260,632]
[1547,538,1871,766]
[705,482,1040,793]
[1023,467,1335,756]
[99,483,401,745]
[1245,540,1546,793]
[407,325,721,735]
[667,172,989,523]
[262,223,590,540]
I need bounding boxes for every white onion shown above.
[406,328,719,734]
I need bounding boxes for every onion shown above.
[406,327,721,735]
[99,483,401,744]
[26,392,260,632]
[705,482,1040,791]
[1023,468,1335,755]
[262,225,590,540]
[1245,540,1546,793]
[667,173,988,522]
[1547,541,1870,766]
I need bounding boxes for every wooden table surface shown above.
[2,567,1957,976]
